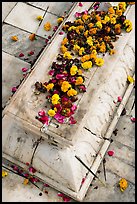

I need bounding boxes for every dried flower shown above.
[29,33,36,41]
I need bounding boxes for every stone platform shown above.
[2,2,135,201]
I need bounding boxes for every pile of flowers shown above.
[35,2,133,126]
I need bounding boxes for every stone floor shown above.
[2,2,135,202]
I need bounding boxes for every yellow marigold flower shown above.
[80,54,90,63]
[118,2,126,12]
[36,15,43,21]
[81,61,92,69]
[63,51,72,59]
[73,44,80,52]
[109,49,116,55]
[90,53,97,60]
[78,69,83,75]
[89,28,97,35]
[70,65,78,76]
[79,47,85,56]
[52,94,60,105]
[116,9,123,16]
[57,17,64,24]
[11,36,18,41]
[82,14,90,21]
[48,109,56,117]
[75,76,83,85]
[96,21,102,29]
[124,19,132,27]
[45,83,54,91]
[84,30,89,37]
[119,178,128,192]
[23,179,29,185]
[108,7,115,14]
[104,15,110,22]
[88,23,94,28]
[74,19,84,25]
[2,170,8,178]
[44,22,51,31]
[60,45,67,54]
[87,36,93,46]
[110,17,116,24]
[95,58,104,67]
[68,26,76,31]
[61,81,71,92]
[61,37,68,45]
[126,26,132,32]
[127,75,134,83]
[99,43,106,53]
[91,49,97,55]
[67,88,77,97]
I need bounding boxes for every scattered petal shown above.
[78,2,83,7]
[107,150,114,156]
[29,33,36,41]
[2,170,8,178]
[28,51,34,56]
[28,167,36,173]
[130,117,135,122]
[44,183,49,187]
[11,36,18,41]
[22,67,28,72]
[117,96,122,102]
[23,178,29,185]
[26,162,30,166]
[11,86,17,93]
[59,31,64,35]
[69,116,77,124]
[19,53,24,57]
[36,15,43,21]
[121,108,126,116]
[38,110,46,117]
[127,75,134,84]
[119,178,128,192]
[81,177,86,185]
[75,12,81,18]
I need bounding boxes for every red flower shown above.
[38,110,46,117]
[69,116,77,124]
[22,67,28,72]
[107,150,114,156]
[78,2,83,7]
[117,96,122,102]
[19,53,24,57]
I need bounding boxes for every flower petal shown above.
[107,150,114,156]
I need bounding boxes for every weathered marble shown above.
[2,2,135,201]
[2,2,17,22]
[4,2,45,33]
[2,24,46,64]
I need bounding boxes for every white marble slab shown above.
[4,2,45,33]
[2,52,30,108]
[2,2,17,22]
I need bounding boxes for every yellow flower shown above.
[73,44,80,52]
[61,81,71,92]
[57,17,64,24]
[118,2,126,12]
[119,178,128,192]
[80,54,90,63]
[74,19,84,25]
[126,26,132,32]
[23,179,29,185]
[99,42,106,53]
[84,30,89,37]
[95,58,104,67]
[48,109,56,117]
[68,26,76,32]
[81,61,92,69]
[87,36,93,46]
[60,45,67,54]
[67,88,77,97]
[79,47,85,56]
[82,14,90,21]
[108,7,115,14]
[44,22,51,31]
[127,75,134,83]
[88,23,94,28]
[2,170,8,178]
[70,65,78,76]
[78,69,83,75]
[104,16,110,22]
[36,15,43,21]
[116,9,123,16]
[110,17,116,24]
[96,21,102,29]
[45,83,54,91]
[75,76,83,85]
[11,36,18,41]
[109,49,116,55]
[63,51,72,59]
[90,53,97,60]
[51,94,60,105]
[61,37,68,45]
[91,49,97,55]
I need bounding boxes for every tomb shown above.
[2,2,135,201]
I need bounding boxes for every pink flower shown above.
[79,85,86,92]
[56,73,67,80]
[38,110,46,117]
[29,167,36,173]
[19,53,24,57]
[53,90,59,94]
[11,86,17,92]
[69,116,77,124]
[107,150,114,156]
[48,70,55,76]
[61,96,69,102]
[24,173,29,178]
[54,113,65,123]
[130,117,135,122]
[78,2,83,7]
[38,116,49,125]
[83,10,88,14]
[71,104,77,111]
[22,67,28,72]
[117,96,122,102]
